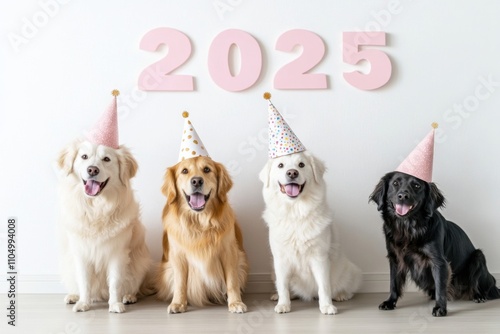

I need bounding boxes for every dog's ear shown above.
[425,182,446,217]
[307,152,326,184]
[215,161,233,203]
[56,140,79,176]
[117,146,139,185]
[162,166,177,205]
[369,175,388,212]
[258,160,273,188]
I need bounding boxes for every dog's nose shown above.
[87,166,100,177]
[287,169,299,180]
[397,191,409,201]
[191,177,204,188]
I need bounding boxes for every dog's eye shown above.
[181,168,188,174]
[298,162,305,168]
[413,183,421,190]
[203,167,211,173]
[278,163,284,168]
[392,181,399,187]
[81,154,88,160]
[103,157,111,162]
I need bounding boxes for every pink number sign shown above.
[208,29,262,92]
[343,32,392,90]
[274,29,327,89]
[138,27,194,91]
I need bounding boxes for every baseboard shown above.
[2,273,500,294]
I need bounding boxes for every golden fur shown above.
[56,139,152,313]
[155,156,248,313]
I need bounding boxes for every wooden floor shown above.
[4,293,500,334]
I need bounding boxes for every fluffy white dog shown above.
[259,151,362,314]
[57,140,152,313]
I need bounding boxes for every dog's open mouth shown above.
[393,203,415,216]
[184,191,211,211]
[279,182,305,198]
[83,178,109,197]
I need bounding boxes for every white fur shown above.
[259,151,362,314]
[57,140,151,313]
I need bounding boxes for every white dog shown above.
[57,139,152,313]
[259,151,362,314]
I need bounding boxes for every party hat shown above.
[264,92,306,159]
[86,90,120,149]
[395,123,438,182]
[178,111,209,161]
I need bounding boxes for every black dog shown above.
[369,171,499,317]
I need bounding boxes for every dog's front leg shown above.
[273,255,292,313]
[431,258,449,317]
[310,256,337,315]
[223,251,247,314]
[72,258,92,312]
[168,256,188,313]
[379,255,405,311]
[107,254,127,313]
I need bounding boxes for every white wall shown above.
[1,0,499,293]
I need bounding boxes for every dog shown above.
[369,171,500,316]
[156,156,248,313]
[57,139,152,313]
[259,151,363,314]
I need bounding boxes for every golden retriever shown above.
[57,139,152,313]
[259,151,362,314]
[155,156,248,313]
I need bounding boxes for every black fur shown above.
[369,171,499,317]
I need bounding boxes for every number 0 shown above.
[208,29,262,92]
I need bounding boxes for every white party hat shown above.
[264,92,306,158]
[178,111,209,161]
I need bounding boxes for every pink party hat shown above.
[264,92,306,159]
[86,90,120,149]
[395,123,438,182]
[178,111,210,161]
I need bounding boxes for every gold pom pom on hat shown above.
[111,89,120,97]
[182,111,189,118]
[263,92,271,100]
[431,122,438,129]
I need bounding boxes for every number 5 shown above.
[343,32,392,90]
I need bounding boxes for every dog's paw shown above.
[72,301,90,312]
[270,293,278,301]
[432,306,447,317]
[228,302,247,314]
[109,302,126,313]
[473,295,486,303]
[168,303,187,314]
[333,290,353,302]
[122,294,137,305]
[320,304,338,315]
[379,300,396,311]
[274,303,291,314]
[64,294,79,304]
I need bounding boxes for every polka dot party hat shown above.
[395,123,438,182]
[86,90,120,149]
[178,111,210,161]
[264,92,306,159]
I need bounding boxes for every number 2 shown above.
[138,27,194,91]
[274,29,327,90]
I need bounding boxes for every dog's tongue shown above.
[189,193,206,209]
[395,204,412,216]
[285,184,300,197]
[85,180,101,196]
